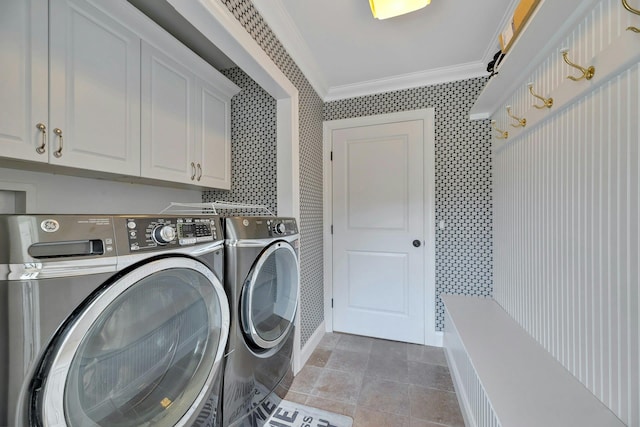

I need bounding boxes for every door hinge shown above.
[330,225,333,234]
[330,151,333,161]
[331,298,333,308]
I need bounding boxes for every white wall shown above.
[493,2,639,425]
[0,167,201,214]
[493,49,639,427]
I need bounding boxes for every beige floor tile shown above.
[288,334,465,427]
[371,338,410,359]
[289,365,323,394]
[407,344,449,367]
[317,332,342,349]
[409,384,464,427]
[407,361,455,392]
[311,369,364,404]
[325,348,369,374]
[307,347,332,368]
[409,418,451,427]
[365,352,409,383]
[352,407,410,427]
[335,333,374,354]
[357,377,410,415]
[284,390,309,405]
[304,395,356,417]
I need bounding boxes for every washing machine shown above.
[222,217,300,427]
[0,214,229,427]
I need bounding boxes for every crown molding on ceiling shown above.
[324,62,489,101]
[251,1,329,99]
[253,0,506,102]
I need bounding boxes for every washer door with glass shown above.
[33,256,230,427]
[241,240,299,351]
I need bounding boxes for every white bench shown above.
[442,295,626,427]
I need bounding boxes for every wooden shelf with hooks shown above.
[469,0,599,120]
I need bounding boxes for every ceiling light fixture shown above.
[369,0,431,20]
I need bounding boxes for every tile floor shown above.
[284,332,465,427]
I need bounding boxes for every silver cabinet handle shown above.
[190,162,196,180]
[53,128,63,158]
[35,123,47,154]
[196,163,202,181]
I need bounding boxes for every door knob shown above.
[412,240,421,247]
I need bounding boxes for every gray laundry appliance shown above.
[0,214,230,427]
[221,217,300,427]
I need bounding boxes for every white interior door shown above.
[331,114,430,345]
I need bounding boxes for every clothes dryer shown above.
[222,217,300,427]
[0,214,229,427]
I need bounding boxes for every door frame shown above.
[322,108,440,347]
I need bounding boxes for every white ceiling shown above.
[253,0,519,101]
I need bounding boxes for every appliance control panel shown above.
[125,216,219,251]
[267,218,298,237]
[224,217,298,240]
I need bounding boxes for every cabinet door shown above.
[48,0,140,175]
[194,79,232,190]
[0,0,48,162]
[140,41,196,185]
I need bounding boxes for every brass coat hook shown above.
[561,49,595,81]
[491,120,509,139]
[506,106,526,128]
[622,0,640,32]
[528,83,553,109]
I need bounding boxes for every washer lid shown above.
[31,256,229,427]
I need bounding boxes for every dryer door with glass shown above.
[31,256,229,427]
[241,240,299,351]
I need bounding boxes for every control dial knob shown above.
[152,225,176,245]
[274,223,286,234]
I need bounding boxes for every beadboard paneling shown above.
[444,308,500,427]
[493,1,639,423]
[494,63,639,425]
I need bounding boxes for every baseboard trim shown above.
[295,321,326,374]
[429,330,444,347]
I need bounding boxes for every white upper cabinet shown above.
[0,0,48,162]
[1,0,238,189]
[48,0,141,175]
[140,39,238,189]
[195,77,233,190]
[140,41,195,185]
[0,0,141,175]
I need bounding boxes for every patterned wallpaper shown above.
[216,0,494,336]
[203,68,278,215]
[218,0,325,346]
[324,79,493,330]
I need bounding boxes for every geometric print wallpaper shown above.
[218,0,326,346]
[218,0,494,335]
[203,67,278,215]
[324,79,493,330]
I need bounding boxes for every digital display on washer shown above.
[126,217,217,251]
[177,219,216,245]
